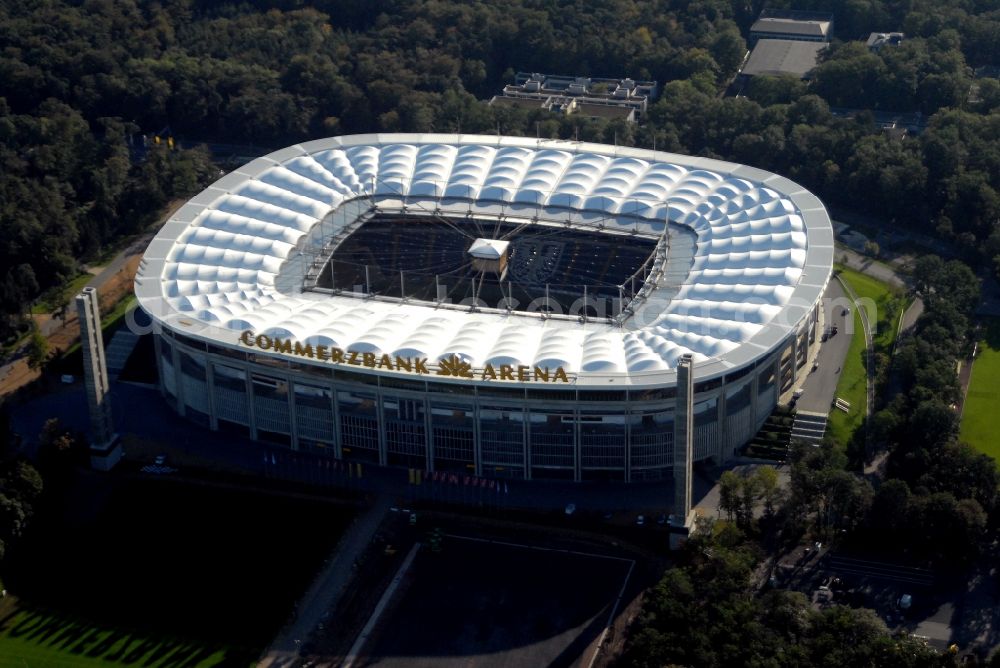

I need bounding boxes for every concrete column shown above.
[672,355,694,528]
[331,386,343,459]
[472,402,482,477]
[153,333,165,398]
[790,333,799,384]
[171,343,185,417]
[287,379,299,451]
[245,368,258,441]
[75,287,120,470]
[573,406,581,482]
[376,388,388,467]
[717,387,727,463]
[205,361,218,431]
[524,405,532,481]
[624,407,632,483]
[426,396,435,473]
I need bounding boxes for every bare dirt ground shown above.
[0,199,186,398]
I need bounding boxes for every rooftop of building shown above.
[742,39,828,78]
[750,17,831,38]
[134,134,833,387]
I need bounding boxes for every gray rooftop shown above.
[751,17,831,39]
[742,40,827,78]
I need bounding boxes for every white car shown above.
[564,503,576,516]
[154,455,166,466]
[636,514,645,526]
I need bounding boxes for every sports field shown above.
[960,318,1000,465]
[355,535,633,668]
[0,477,354,667]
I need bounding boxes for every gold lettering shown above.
[236,330,572,383]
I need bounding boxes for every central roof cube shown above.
[468,238,510,275]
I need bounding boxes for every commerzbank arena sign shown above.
[238,331,571,383]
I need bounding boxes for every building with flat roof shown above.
[741,39,827,79]
[750,9,833,44]
[866,32,904,51]
[135,133,832,482]
[489,72,657,123]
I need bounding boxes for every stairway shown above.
[743,406,794,461]
[791,410,828,445]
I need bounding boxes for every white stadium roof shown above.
[136,133,833,388]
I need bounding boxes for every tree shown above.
[753,466,782,519]
[26,325,49,370]
[718,469,741,521]
[868,478,912,536]
[909,492,987,566]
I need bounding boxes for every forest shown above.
[2,0,1000,340]
[3,2,1000,664]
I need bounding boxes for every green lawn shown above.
[827,266,904,445]
[828,303,868,444]
[960,318,1000,465]
[0,602,234,667]
[0,477,356,667]
[836,266,904,352]
[31,274,94,314]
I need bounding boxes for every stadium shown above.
[134,133,833,482]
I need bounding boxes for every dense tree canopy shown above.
[3,0,1000,338]
[620,523,947,668]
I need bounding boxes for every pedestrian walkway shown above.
[258,493,393,668]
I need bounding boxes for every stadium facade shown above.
[135,133,833,482]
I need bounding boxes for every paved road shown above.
[259,494,393,668]
[835,244,909,290]
[796,279,854,415]
[899,298,924,334]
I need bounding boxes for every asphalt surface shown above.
[354,537,631,668]
[795,279,854,415]
[838,251,908,289]
[259,494,393,668]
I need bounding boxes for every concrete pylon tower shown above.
[670,353,695,548]
[75,287,121,470]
